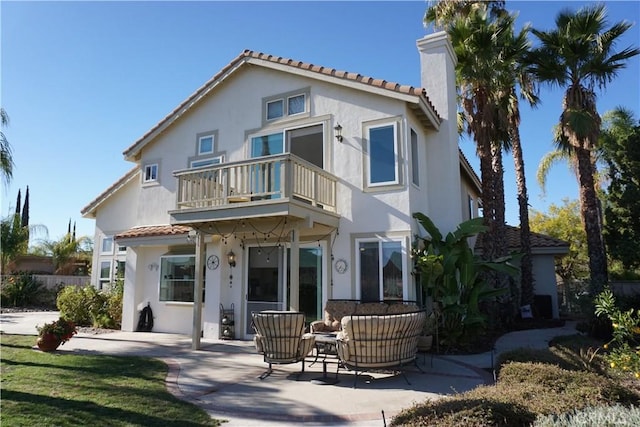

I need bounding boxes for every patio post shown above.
[192,231,205,349]
[289,226,300,311]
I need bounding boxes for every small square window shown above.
[266,99,284,120]
[198,136,214,154]
[288,94,305,115]
[144,164,158,183]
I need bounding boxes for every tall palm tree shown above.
[527,4,639,294]
[502,81,537,307]
[425,1,536,307]
[1,107,14,186]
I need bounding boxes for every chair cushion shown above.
[323,300,357,330]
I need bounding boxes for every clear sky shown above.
[2,0,639,245]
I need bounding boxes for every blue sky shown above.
[2,1,639,245]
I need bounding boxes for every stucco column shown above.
[417,31,463,233]
[192,232,205,349]
[120,248,139,332]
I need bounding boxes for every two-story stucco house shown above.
[80,32,505,347]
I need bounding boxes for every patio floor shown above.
[0,311,578,426]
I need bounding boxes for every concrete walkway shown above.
[0,311,578,426]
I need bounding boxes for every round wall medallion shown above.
[335,259,348,274]
[207,255,220,270]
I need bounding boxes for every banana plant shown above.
[413,212,520,346]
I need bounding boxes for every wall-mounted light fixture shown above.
[227,250,236,268]
[227,250,236,288]
[187,229,198,243]
[334,124,343,142]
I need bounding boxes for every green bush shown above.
[0,272,46,307]
[57,286,93,326]
[533,404,640,427]
[56,283,123,329]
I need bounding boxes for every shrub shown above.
[391,397,536,427]
[498,335,607,375]
[533,404,640,427]
[497,362,638,412]
[391,362,640,427]
[0,272,46,307]
[595,289,640,378]
[56,284,123,329]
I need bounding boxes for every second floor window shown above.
[411,129,419,186]
[143,164,158,183]
[263,90,308,123]
[191,156,223,169]
[367,123,399,187]
[198,135,214,154]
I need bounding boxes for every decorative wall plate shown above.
[335,259,348,274]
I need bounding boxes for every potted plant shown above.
[418,313,437,352]
[36,318,77,352]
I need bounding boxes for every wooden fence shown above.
[1,274,90,291]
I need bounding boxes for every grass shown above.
[391,334,640,427]
[0,334,221,426]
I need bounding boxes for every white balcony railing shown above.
[174,154,337,212]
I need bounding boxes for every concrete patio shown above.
[0,311,579,426]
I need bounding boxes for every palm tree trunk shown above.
[479,138,496,260]
[575,146,608,294]
[509,123,534,307]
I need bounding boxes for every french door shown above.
[244,243,324,336]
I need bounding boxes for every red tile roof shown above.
[115,225,192,240]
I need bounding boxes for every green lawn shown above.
[0,334,222,426]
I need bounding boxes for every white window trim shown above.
[410,128,420,188]
[354,236,407,301]
[158,254,196,303]
[100,236,114,254]
[266,98,285,121]
[364,120,401,189]
[190,155,224,169]
[198,134,215,155]
[143,163,159,184]
[287,94,306,117]
[98,260,112,290]
[262,88,310,125]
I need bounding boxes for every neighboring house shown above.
[82,32,484,346]
[504,227,570,319]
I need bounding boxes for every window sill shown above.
[161,301,197,306]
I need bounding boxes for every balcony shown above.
[170,154,339,229]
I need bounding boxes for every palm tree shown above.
[31,233,92,275]
[502,81,537,307]
[1,107,14,186]
[527,4,639,294]
[425,1,536,308]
